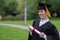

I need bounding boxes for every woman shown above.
[28,3,59,40]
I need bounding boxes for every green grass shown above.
[50,20,60,31]
[0,20,33,25]
[0,26,28,40]
[0,18,60,40]
[0,18,60,31]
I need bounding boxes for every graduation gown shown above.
[28,19,59,40]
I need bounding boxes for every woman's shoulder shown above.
[48,21,56,29]
[32,19,40,26]
[33,19,40,22]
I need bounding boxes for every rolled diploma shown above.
[29,26,40,35]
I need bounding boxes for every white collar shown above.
[40,18,49,22]
[39,18,49,26]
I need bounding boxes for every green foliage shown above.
[7,1,17,11]
[0,0,6,15]
[0,0,60,20]
[16,0,39,20]
[0,0,17,16]
[2,15,20,21]
[27,0,39,19]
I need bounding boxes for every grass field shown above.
[0,26,28,40]
[0,20,33,25]
[0,18,60,40]
[0,18,60,31]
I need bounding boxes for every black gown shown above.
[28,19,59,40]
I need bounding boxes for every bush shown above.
[2,15,20,21]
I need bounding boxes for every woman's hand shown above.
[28,26,32,31]
[39,32,45,38]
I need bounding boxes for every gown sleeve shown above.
[46,25,59,40]
[28,20,36,40]
[28,32,32,40]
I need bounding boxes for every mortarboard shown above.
[38,3,51,17]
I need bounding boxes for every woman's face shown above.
[38,10,47,19]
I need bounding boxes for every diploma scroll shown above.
[29,26,40,35]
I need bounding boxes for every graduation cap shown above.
[38,3,51,17]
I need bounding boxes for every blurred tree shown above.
[8,1,17,11]
[0,0,6,15]
[16,0,39,20]
[27,0,39,19]
[5,0,18,16]
[16,0,29,13]
[0,0,18,16]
